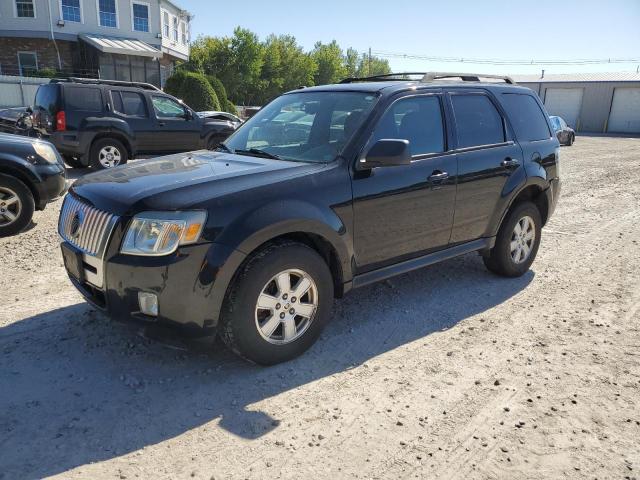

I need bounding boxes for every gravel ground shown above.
[1,136,639,480]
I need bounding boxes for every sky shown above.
[186,0,640,76]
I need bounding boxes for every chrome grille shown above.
[58,194,118,257]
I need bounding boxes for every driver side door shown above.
[351,93,458,272]
[150,95,201,152]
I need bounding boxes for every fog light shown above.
[138,292,158,317]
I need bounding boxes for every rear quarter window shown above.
[64,87,103,112]
[34,84,60,115]
[500,93,551,142]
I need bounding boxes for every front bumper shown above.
[33,163,67,210]
[62,239,247,335]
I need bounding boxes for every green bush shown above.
[179,72,221,111]
[163,70,189,98]
[224,99,238,116]
[35,68,58,78]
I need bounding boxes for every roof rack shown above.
[420,72,516,84]
[339,72,428,83]
[339,71,516,85]
[49,77,162,91]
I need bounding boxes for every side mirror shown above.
[25,106,33,114]
[183,109,194,120]
[359,139,411,169]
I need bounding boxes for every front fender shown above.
[215,199,353,283]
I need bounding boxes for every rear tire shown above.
[568,134,574,146]
[483,201,542,277]
[220,241,334,365]
[90,138,128,169]
[0,174,35,237]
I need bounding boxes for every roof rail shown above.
[420,72,516,84]
[339,72,428,83]
[49,77,162,91]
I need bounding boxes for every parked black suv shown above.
[31,78,237,169]
[58,72,561,365]
[0,133,66,236]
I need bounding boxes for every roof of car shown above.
[290,80,534,96]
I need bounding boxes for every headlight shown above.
[121,211,207,256]
[32,141,59,164]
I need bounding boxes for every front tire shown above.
[220,241,334,365]
[483,201,542,277]
[0,174,35,237]
[90,138,128,169]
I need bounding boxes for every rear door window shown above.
[451,94,505,148]
[111,90,148,117]
[500,93,551,141]
[65,86,103,112]
[372,95,445,156]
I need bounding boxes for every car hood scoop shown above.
[71,150,322,215]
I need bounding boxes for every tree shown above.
[180,72,220,111]
[344,47,359,78]
[310,41,347,85]
[356,53,391,77]
[259,35,316,104]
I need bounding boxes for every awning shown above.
[79,34,162,59]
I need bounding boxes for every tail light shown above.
[56,111,66,131]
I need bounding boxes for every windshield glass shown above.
[549,116,562,131]
[224,91,378,163]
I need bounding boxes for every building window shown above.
[172,16,178,42]
[132,2,149,32]
[162,11,169,37]
[98,0,117,28]
[18,52,38,76]
[16,0,35,18]
[61,0,81,22]
[180,21,187,45]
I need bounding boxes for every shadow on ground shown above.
[0,253,533,478]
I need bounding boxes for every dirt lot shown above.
[1,136,639,480]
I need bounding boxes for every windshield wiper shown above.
[216,142,233,153]
[234,148,282,160]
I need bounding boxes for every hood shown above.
[71,150,325,216]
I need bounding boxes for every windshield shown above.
[223,91,378,163]
[549,116,562,131]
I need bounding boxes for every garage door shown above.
[608,88,640,133]
[543,88,583,129]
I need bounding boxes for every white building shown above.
[0,0,192,86]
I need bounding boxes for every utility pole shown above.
[368,47,372,76]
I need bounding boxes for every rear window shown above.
[34,84,59,115]
[451,94,505,148]
[501,93,551,141]
[65,86,103,112]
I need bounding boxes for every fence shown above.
[0,75,51,108]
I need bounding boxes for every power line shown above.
[372,50,640,66]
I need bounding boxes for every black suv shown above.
[58,72,561,365]
[31,78,237,169]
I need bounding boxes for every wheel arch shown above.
[501,182,550,230]
[0,163,38,206]
[90,132,134,160]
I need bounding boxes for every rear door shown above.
[150,95,201,152]
[109,89,155,153]
[447,90,524,244]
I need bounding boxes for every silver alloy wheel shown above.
[98,145,122,168]
[510,215,536,264]
[0,187,22,227]
[255,268,319,345]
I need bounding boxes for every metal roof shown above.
[79,34,162,59]
[512,72,640,83]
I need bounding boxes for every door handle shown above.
[501,157,520,168]
[428,171,449,182]
[158,122,166,127]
